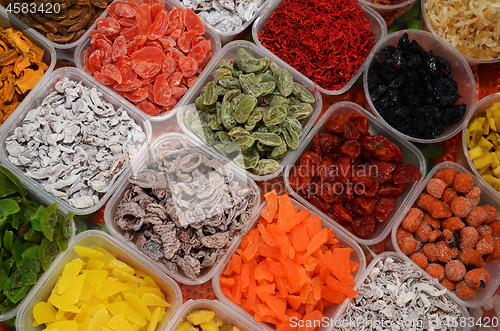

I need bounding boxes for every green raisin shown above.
[263,106,287,126]
[239,74,263,97]
[260,81,276,96]
[217,59,233,71]
[278,69,294,97]
[271,140,287,160]
[221,101,237,130]
[252,132,282,146]
[213,68,232,83]
[234,95,257,123]
[196,96,216,113]
[203,82,218,105]
[233,49,269,73]
[288,103,313,120]
[228,127,250,139]
[252,159,280,175]
[247,107,263,126]
[222,89,241,104]
[219,76,241,90]
[233,135,255,151]
[292,82,315,103]
[215,131,231,142]
[280,117,302,149]
[270,96,289,109]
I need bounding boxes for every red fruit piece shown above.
[95,40,112,66]
[136,4,152,35]
[158,37,176,48]
[378,183,404,196]
[136,99,161,116]
[343,121,360,140]
[122,26,141,41]
[96,17,120,36]
[340,140,361,159]
[167,71,183,85]
[178,31,198,53]
[153,74,174,106]
[88,50,102,73]
[349,113,369,135]
[333,203,352,223]
[363,135,398,161]
[187,76,197,87]
[352,216,376,239]
[109,1,137,18]
[300,151,322,177]
[112,35,127,62]
[94,71,115,85]
[171,86,188,99]
[326,114,348,133]
[192,36,205,46]
[145,40,163,49]
[118,57,137,84]
[179,56,198,77]
[124,88,149,103]
[188,39,211,64]
[151,3,164,21]
[113,79,142,92]
[166,7,184,35]
[127,35,148,55]
[335,156,351,185]
[289,166,312,191]
[393,163,422,185]
[353,196,376,217]
[101,64,122,84]
[184,7,205,35]
[375,197,396,222]
[162,54,177,76]
[117,17,136,27]
[131,46,166,62]
[148,9,169,40]
[132,60,162,79]
[84,47,95,74]
[368,160,396,183]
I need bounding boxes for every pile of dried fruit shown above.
[466,102,500,192]
[83,1,213,116]
[367,33,467,140]
[5,77,147,209]
[0,27,48,125]
[175,308,242,331]
[219,192,359,330]
[1,0,109,44]
[32,245,170,331]
[114,138,258,280]
[397,166,500,300]
[289,110,422,239]
[0,166,72,313]
[184,48,315,176]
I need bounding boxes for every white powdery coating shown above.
[425,0,500,60]
[6,77,147,209]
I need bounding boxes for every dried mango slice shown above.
[15,67,44,94]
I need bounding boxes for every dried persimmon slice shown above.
[171,85,188,99]
[147,9,169,40]
[132,60,162,79]
[124,87,149,103]
[184,7,204,35]
[188,39,210,64]
[84,47,95,74]
[136,4,152,35]
[112,35,127,62]
[96,17,120,36]
[151,3,164,21]
[118,17,136,27]
[127,35,147,55]
[153,74,173,106]
[166,7,183,35]
[122,26,141,41]
[101,64,123,84]
[136,99,161,116]
[179,56,198,77]
[131,46,166,62]
[88,50,102,73]
[167,71,183,85]
[162,54,176,76]
[113,79,142,92]
[177,30,197,53]
[94,71,115,85]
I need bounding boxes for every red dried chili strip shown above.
[258,0,375,91]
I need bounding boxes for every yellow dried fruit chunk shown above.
[46,320,78,331]
[112,269,140,284]
[74,304,89,323]
[123,293,152,320]
[77,317,91,331]
[85,270,109,291]
[200,320,218,331]
[87,258,105,270]
[107,302,147,326]
[59,259,83,295]
[96,280,129,301]
[136,287,164,299]
[108,259,135,275]
[187,309,216,325]
[146,307,161,331]
[176,321,198,331]
[61,274,86,305]
[33,302,56,326]
[55,309,67,321]
[141,293,169,307]
[89,304,108,317]
[108,314,134,331]
[88,308,110,331]
[141,277,159,289]
[49,294,81,313]
[75,245,105,258]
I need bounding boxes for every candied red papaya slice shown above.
[151,3,164,21]
[168,47,185,64]
[127,35,147,55]
[144,83,154,101]
[122,26,141,41]
[96,17,120,36]
[145,40,163,49]
[167,71,183,85]
[137,99,161,116]
[112,1,137,18]
[118,17,136,27]
[131,46,166,62]
[184,8,205,35]
[141,77,156,86]
[113,79,142,92]
[171,85,188,99]
[94,71,115,85]
[101,64,123,84]
[147,9,169,40]
[198,50,212,73]
[136,4,152,35]
[186,76,197,87]
[158,37,176,48]
[192,36,205,46]
[84,47,95,74]
[166,7,183,35]
[112,35,127,62]
[177,30,197,53]
[124,88,149,103]
[153,74,173,106]
[91,33,110,48]
[160,99,176,112]
[95,39,112,66]
[88,50,102,73]
[188,39,210,64]
[179,56,198,77]
[132,60,162,79]
[168,28,182,41]
[162,54,176,76]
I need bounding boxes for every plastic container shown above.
[0,4,107,50]
[283,101,426,245]
[172,0,275,45]
[331,252,471,331]
[15,230,182,331]
[0,67,153,216]
[252,0,387,96]
[165,299,262,330]
[177,40,322,182]
[0,207,75,323]
[212,198,367,331]
[0,8,56,114]
[459,93,500,200]
[74,0,222,123]
[391,161,500,308]
[104,132,261,285]
[358,0,416,18]
[421,0,500,66]
[363,29,477,144]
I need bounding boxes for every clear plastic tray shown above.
[104,132,262,285]
[458,93,500,201]
[0,8,56,113]
[165,299,262,330]
[0,206,75,323]
[391,161,500,308]
[0,67,153,216]
[363,29,477,144]
[212,198,367,331]
[283,101,426,245]
[15,230,183,331]
[74,0,222,123]
[331,252,471,331]
[172,0,275,45]
[252,0,387,96]
[0,4,107,50]
[421,0,500,66]
[177,40,323,182]
[358,0,416,18]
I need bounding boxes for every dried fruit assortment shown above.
[1,0,109,44]
[5,77,147,209]
[0,166,72,313]
[175,308,242,331]
[32,245,170,331]
[182,0,265,33]
[466,102,500,193]
[0,27,49,125]
[83,1,213,116]
[114,138,258,280]
[397,166,500,300]
[220,192,359,330]
[184,49,315,176]
[367,33,467,140]
[289,111,422,239]
[258,0,375,91]
[333,257,461,331]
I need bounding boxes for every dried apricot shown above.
[435,241,458,263]
[425,263,445,281]
[441,188,457,204]
[453,173,474,194]
[459,226,480,250]
[414,221,432,242]
[444,260,466,282]
[428,201,452,219]
[459,248,485,269]
[450,196,472,218]
[434,167,458,187]
[421,243,438,263]
[476,234,494,255]
[466,206,487,227]
[482,205,498,224]
[416,193,436,211]
[410,252,428,270]
[398,236,419,255]
[442,217,465,232]
[426,178,446,199]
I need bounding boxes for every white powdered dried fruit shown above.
[6,77,147,209]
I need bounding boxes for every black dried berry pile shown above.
[367,32,467,140]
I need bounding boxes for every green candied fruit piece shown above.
[24,228,44,242]
[40,202,58,241]
[0,199,19,227]
[234,95,257,123]
[232,70,243,78]
[288,103,313,120]
[292,82,315,103]
[219,76,241,90]
[269,61,281,78]
[233,135,255,151]
[247,107,263,127]
[239,74,263,97]
[203,81,218,106]
[215,131,231,142]
[228,127,251,139]
[257,125,282,135]
[3,231,14,252]
[39,237,59,272]
[207,114,223,131]
[260,81,276,96]
[214,143,229,156]
[216,85,229,96]
[225,141,242,154]
[231,94,245,108]
[271,140,287,160]
[263,106,287,126]
[258,71,277,83]
[280,117,302,149]
[252,132,282,146]
[217,59,233,71]
[213,67,232,83]
[270,96,289,109]
[195,96,216,113]
[242,148,260,169]
[222,89,241,104]
[0,166,25,199]
[257,141,273,153]
[221,101,237,131]
[252,159,280,175]
[278,69,294,97]
[245,123,256,131]
[233,49,269,73]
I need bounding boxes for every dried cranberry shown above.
[319,132,342,156]
[393,162,422,185]
[378,183,405,196]
[349,113,369,135]
[363,135,398,161]
[333,203,352,223]
[375,196,396,222]
[340,140,361,159]
[352,216,376,239]
[289,165,312,191]
[300,151,323,177]
[309,195,331,212]
[368,159,396,183]
[335,156,352,184]
[326,113,349,133]
[312,132,321,154]
[343,121,360,140]
[317,182,336,203]
[320,159,336,183]
[353,196,377,216]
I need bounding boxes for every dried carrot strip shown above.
[242,230,261,262]
[241,263,250,292]
[325,276,358,299]
[259,244,282,261]
[232,275,242,304]
[311,277,323,301]
[245,267,256,311]
[350,260,360,273]
[269,260,286,278]
[232,253,242,275]
[255,260,274,282]
[301,310,324,331]
[281,257,302,287]
[219,276,235,288]
[275,277,288,299]
[262,295,287,321]
[254,303,276,318]
[222,286,234,301]
[286,294,301,310]
[303,215,323,239]
[300,283,312,304]
[256,284,275,300]
[305,228,329,258]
